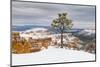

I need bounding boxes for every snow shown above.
[25,28,48,32]
[19,28,52,40]
[20,33,52,40]
[78,29,95,35]
[12,46,95,66]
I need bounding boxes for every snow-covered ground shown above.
[77,29,95,36]
[19,28,52,40]
[24,28,48,32]
[12,46,95,66]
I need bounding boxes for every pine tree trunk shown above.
[61,31,63,48]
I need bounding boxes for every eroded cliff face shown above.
[12,32,52,54]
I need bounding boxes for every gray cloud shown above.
[12,1,95,28]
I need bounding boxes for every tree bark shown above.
[61,30,63,48]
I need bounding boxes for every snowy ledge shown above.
[12,46,95,66]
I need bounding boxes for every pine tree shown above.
[51,13,73,48]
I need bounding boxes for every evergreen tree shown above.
[51,13,73,48]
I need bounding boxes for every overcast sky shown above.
[12,1,95,29]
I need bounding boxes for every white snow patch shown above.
[25,28,48,32]
[12,46,95,66]
[19,28,52,40]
